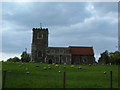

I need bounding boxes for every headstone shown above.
[78,67,82,69]
[55,64,59,67]
[48,67,51,69]
[26,68,28,70]
[43,67,47,70]
[36,65,39,67]
[64,63,66,65]
[63,66,66,68]
[26,72,30,75]
[104,71,107,74]
[71,65,74,68]
[48,65,50,67]
[59,71,61,73]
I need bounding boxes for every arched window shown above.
[37,33,43,39]
[37,51,43,57]
[59,49,64,54]
[83,59,87,64]
[61,56,66,63]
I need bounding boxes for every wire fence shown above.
[2,70,115,89]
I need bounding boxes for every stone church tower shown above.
[31,28,48,62]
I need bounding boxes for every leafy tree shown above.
[98,50,109,64]
[7,56,20,62]
[21,51,31,62]
[7,58,13,62]
[109,51,120,65]
[98,50,120,65]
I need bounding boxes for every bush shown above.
[7,56,20,62]
[21,51,31,62]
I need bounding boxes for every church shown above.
[31,28,95,64]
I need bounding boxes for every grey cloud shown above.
[3,2,92,28]
[2,30,32,53]
[92,2,118,13]
[2,2,118,61]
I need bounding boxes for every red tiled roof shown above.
[69,46,94,55]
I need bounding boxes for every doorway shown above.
[49,59,52,64]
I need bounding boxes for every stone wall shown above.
[46,47,71,64]
[31,28,48,62]
[71,55,95,64]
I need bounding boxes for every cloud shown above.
[0,52,21,61]
[2,2,92,28]
[1,2,118,61]
[2,30,32,53]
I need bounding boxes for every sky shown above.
[0,2,118,61]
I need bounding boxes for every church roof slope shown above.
[69,46,94,55]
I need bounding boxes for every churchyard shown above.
[2,62,119,88]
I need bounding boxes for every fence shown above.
[2,70,113,88]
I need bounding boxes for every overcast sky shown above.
[1,2,118,61]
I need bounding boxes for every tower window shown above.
[37,33,43,39]
[59,49,64,54]
[37,50,43,57]
[47,50,50,53]
[50,49,55,53]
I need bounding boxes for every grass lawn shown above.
[1,62,119,88]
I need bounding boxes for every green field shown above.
[1,62,119,88]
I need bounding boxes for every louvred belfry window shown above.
[37,51,42,57]
[37,33,43,39]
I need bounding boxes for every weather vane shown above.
[25,48,27,53]
[40,23,42,29]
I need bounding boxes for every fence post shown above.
[2,70,7,88]
[110,71,112,88]
[63,72,66,89]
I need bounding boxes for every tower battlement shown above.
[32,28,48,31]
[31,27,48,62]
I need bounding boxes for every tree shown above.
[98,50,120,65]
[98,50,109,64]
[7,56,20,62]
[109,51,120,65]
[21,51,31,62]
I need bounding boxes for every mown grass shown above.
[2,62,119,88]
